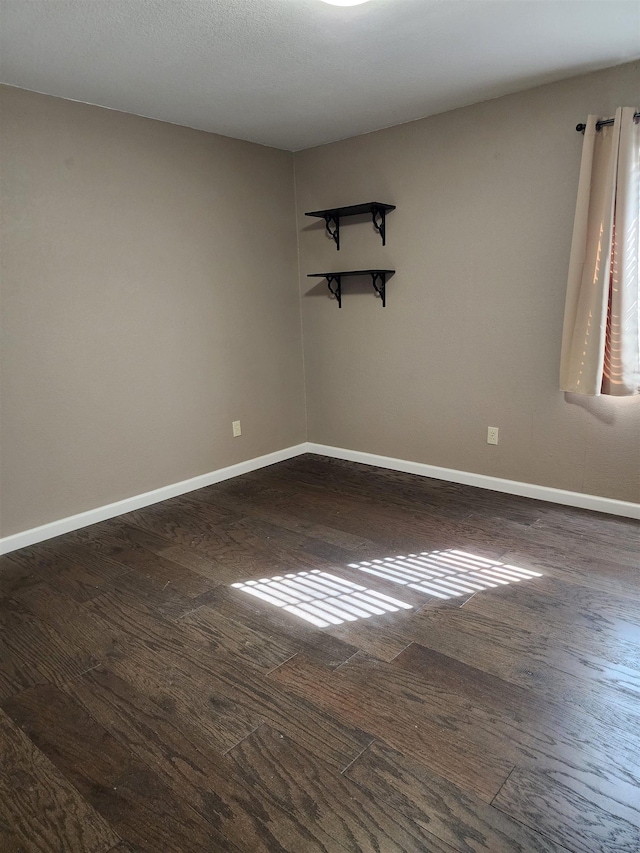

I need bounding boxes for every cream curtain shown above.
[560,107,640,396]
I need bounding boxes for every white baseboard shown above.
[0,444,307,556]
[2,440,637,555]
[306,442,640,520]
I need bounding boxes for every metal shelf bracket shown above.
[326,274,342,308]
[323,214,340,250]
[370,271,387,306]
[371,206,388,246]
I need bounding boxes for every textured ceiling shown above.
[1,0,639,150]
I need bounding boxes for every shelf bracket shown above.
[370,272,387,307]
[371,206,388,246]
[323,214,340,250]
[326,274,342,308]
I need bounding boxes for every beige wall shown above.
[2,63,639,540]
[294,61,640,504]
[0,86,306,536]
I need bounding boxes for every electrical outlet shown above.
[232,420,242,437]
[487,426,499,445]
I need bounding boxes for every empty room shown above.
[1,1,639,851]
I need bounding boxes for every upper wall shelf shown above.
[305,202,396,250]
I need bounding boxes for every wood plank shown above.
[1,541,128,603]
[138,490,241,526]
[104,569,212,619]
[388,643,640,825]
[0,554,44,599]
[529,510,640,549]
[84,586,209,653]
[69,520,228,594]
[262,455,477,521]
[182,512,319,575]
[466,572,640,636]
[153,541,238,583]
[211,584,360,669]
[404,605,640,728]
[102,545,215,598]
[0,598,97,701]
[197,515,358,575]
[256,458,477,524]
[0,707,120,853]
[14,584,255,752]
[178,603,298,672]
[269,653,512,801]
[177,651,374,770]
[211,562,424,665]
[196,496,379,555]
[123,499,245,550]
[499,546,640,602]
[493,765,640,853]
[227,724,458,853]
[2,684,240,852]
[0,825,23,853]
[84,590,371,766]
[79,590,262,751]
[102,636,258,753]
[60,667,345,853]
[93,766,241,852]
[515,517,640,571]
[13,582,128,660]
[324,616,412,662]
[281,476,542,558]
[69,517,177,557]
[200,474,497,559]
[345,739,566,853]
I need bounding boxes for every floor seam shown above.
[340,738,376,776]
[332,650,361,672]
[387,641,412,663]
[77,662,102,677]
[222,723,262,756]
[489,763,516,806]
[264,651,299,677]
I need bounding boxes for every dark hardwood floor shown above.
[1,453,639,852]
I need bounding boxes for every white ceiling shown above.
[1,0,638,150]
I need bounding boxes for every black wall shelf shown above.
[308,269,395,308]
[305,202,396,250]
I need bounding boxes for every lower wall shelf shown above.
[307,269,395,308]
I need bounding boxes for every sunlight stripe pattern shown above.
[232,569,412,628]
[348,549,542,600]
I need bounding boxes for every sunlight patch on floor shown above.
[348,549,542,600]
[232,569,412,627]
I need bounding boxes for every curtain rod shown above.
[576,112,640,132]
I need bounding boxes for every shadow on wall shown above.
[305,278,379,304]
[564,392,627,425]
